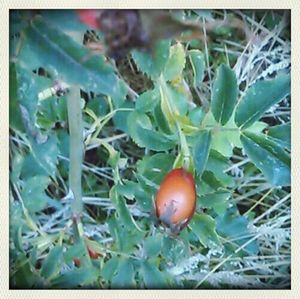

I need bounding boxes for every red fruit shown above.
[88,248,101,259]
[73,258,81,268]
[155,168,196,231]
[77,9,100,29]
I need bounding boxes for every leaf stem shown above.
[67,85,84,241]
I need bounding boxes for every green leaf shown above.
[111,258,135,288]
[115,180,136,200]
[102,142,122,170]
[216,207,259,255]
[189,213,220,248]
[153,101,172,134]
[64,239,86,263]
[135,88,160,112]
[202,111,241,157]
[135,153,176,209]
[112,101,135,134]
[267,123,291,150]
[240,131,290,186]
[36,96,69,129]
[140,260,168,288]
[131,40,170,79]
[30,234,60,253]
[188,49,205,86]
[9,63,25,132]
[20,153,49,180]
[159,81,189,130]
[246,121,268,134]
[189,106,205,126]
[10,152,24,184]
[235,73,291,129]
[20,16,119,96]
[85,95,108,118]
[21,175,50,213]
[12,254,39,288]
[192,130,212,177]
[162,236,189,263]
[17,64,52,130]
[165,84,189,115]
[127,111,176,151]
[110,186,137,231]
[101,256,119,281]
[137,153,175,185]
[108,214,143,252]
[51,266,98,288]
[40,246,63,280]
[211,64,238,125]
[201,170,224,190]
[11,225,24,253]
[163,43,186,81]
[10,11,28,36]
[40,10,90,33]
[144,234,163,258]
[198,191,231,216]
[134,183,155,212]
[205,150,234,187]
[30,134,59,177]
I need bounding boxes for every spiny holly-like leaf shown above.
[163,43,186,81]
[188,49,205,86]
[131,39,170,79]
[19,16,120,97]
[127,111,176,151]
[235,73,290,129]
[192,130,212,177]
[240,131,290,186]
[211,64,238,126]
[189,213,220,248]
